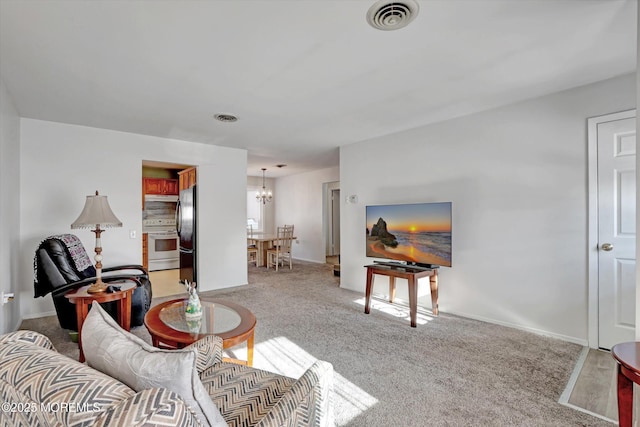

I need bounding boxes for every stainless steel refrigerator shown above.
[177,185,197,284]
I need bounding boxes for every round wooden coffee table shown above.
[144,298,256,366]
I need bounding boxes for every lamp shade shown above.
[71,191,122,229]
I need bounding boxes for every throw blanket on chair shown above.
[33,234,94,297]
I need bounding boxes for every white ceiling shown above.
[0,0,636,177]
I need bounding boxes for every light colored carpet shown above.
[20,261,609,426]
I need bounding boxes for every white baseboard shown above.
[365,292,589,346]
[291,257,325,264]
[445,308,589,346]
[21,310,56,320]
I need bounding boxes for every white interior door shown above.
[597,113,636,350]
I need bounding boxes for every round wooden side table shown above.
[65,282,136,362]
[611,341,640,427]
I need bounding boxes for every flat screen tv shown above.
[366,202,452,267]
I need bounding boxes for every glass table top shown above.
[159,300,241,335]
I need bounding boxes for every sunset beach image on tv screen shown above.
[366,202,452,267]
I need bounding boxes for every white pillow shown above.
[82,302,226,427]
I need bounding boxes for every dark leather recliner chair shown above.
[34,235,152,331]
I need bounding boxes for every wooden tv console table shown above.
[364,264,439,327]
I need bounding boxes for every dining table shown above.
[248,233,296,267]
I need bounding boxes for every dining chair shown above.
[247,225,258,266]
[267,225,294,271]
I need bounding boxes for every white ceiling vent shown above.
[366,0,419,31]
[214,113,238,123]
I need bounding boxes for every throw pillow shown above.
[82,302,226,427]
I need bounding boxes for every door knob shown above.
[601,243,614,251]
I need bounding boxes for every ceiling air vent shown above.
[214,113,238,123]
[366,0,419,31]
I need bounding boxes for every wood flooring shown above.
[563,348,618,423]
[148,268,186,299]
[564,347,640,425]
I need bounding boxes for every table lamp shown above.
[71,191,122,293]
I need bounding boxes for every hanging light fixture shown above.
[256,168,273,204]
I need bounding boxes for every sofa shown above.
[0,305,334,426]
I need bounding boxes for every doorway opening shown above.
[141,160,197,298]
[324,181,340,275]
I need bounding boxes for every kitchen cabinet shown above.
[143,178,179,195]
[142,233,148,271]
[178,167,197,190]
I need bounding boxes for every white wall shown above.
[275,166,340,263]
[20,119,248,319]
[341,73,636,345]
[637,3,640,341]
[0,78,21,333]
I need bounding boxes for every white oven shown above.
[147,230,179,271]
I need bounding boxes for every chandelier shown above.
[256,168,273,204]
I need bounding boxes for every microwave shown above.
[144,195,178,222]
[144,195,178,203]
